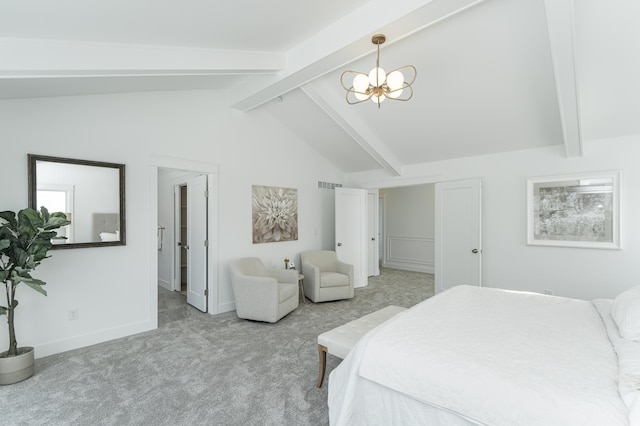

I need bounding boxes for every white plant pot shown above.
[0,347,34,385]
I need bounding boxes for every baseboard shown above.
[383,260,435,274]
[216,301,236,315]
[34,319,156,359]
[158,279,172,291]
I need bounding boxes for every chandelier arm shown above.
[345,90,373,105]
[340,70,366,91]
[386,65,417,86]
[390,85,414,102]
[380,83,413,102]
[346,87,373,105]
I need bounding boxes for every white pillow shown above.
[612,285,640,341]
[99,230,120,242]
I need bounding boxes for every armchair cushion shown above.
[320,272,350,288]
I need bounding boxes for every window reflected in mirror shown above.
[28,155,126,249]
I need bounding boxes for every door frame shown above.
[149,155,219,322]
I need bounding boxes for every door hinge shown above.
[204,189,208,198]
[204,239,209,247]
[204,289,208,296]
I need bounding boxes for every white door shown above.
[187,175,208,312]
[335,187,368,288]
[367,190,379,276]
[435,178,482,292]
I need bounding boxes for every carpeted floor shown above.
[0,268,433,426]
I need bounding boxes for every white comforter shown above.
[329,285,629,425]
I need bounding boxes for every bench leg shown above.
[317,344,327,388]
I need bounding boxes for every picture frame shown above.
[526,171,621,249]
[252,185,298,244]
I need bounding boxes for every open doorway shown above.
[158,169,208,313]
[150,155,219,328]
[378,184,436,274]
[178,184,187,295]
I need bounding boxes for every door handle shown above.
[471,248,478,254]
[371,237,375,241]
[337,242,343,246]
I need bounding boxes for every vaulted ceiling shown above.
[1,0,638,177]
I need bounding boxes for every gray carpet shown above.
[0,268,434,426]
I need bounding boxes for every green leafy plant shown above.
[0,207,70,357]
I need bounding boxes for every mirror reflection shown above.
[28,155,126,249]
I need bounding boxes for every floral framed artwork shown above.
[252,185,298,244]
[526,171,621,249]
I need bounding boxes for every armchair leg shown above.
[317,344,327,388]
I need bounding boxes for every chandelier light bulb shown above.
[368,67,386,87]
[387,70,404,90]
[371,94,386,104]
[352,74,369,92]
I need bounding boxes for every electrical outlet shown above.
[68,308,79,321]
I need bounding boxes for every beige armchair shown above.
[229,257,299,323]
[300,250,354,303]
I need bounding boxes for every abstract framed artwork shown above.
[526,171,621,249]
[252,185,298,244]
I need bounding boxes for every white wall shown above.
[347,135,640,300]
[0,90,343,357]
[380,185,435,273]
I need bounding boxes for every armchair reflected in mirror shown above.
[28,154,126,249]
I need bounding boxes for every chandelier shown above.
[340,34,417,108]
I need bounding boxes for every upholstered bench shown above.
[316,305,407,387]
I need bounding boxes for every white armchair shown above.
[229,257,299,323]
[300,250,354,303]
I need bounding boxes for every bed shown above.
[328,285,640,426]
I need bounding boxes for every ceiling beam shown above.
[230,0,486,112]
[543,0,583,157]
[301,84,403,177]
[0,37,285,77]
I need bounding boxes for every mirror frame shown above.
[28,154,126,249]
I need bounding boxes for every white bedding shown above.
[329,285,630,426]
[594,299,640,425]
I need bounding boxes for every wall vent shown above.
[317,181,343,190]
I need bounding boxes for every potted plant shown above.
[0,207,70,385]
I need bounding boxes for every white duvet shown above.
[329,285,630,425]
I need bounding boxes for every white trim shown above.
[158,278,172,291]
[36,320,155,359]
[384,235,434,274]
[358,174,442,190]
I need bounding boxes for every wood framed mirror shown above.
[28,154,126,249]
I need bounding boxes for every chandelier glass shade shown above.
[340,34,417,108]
